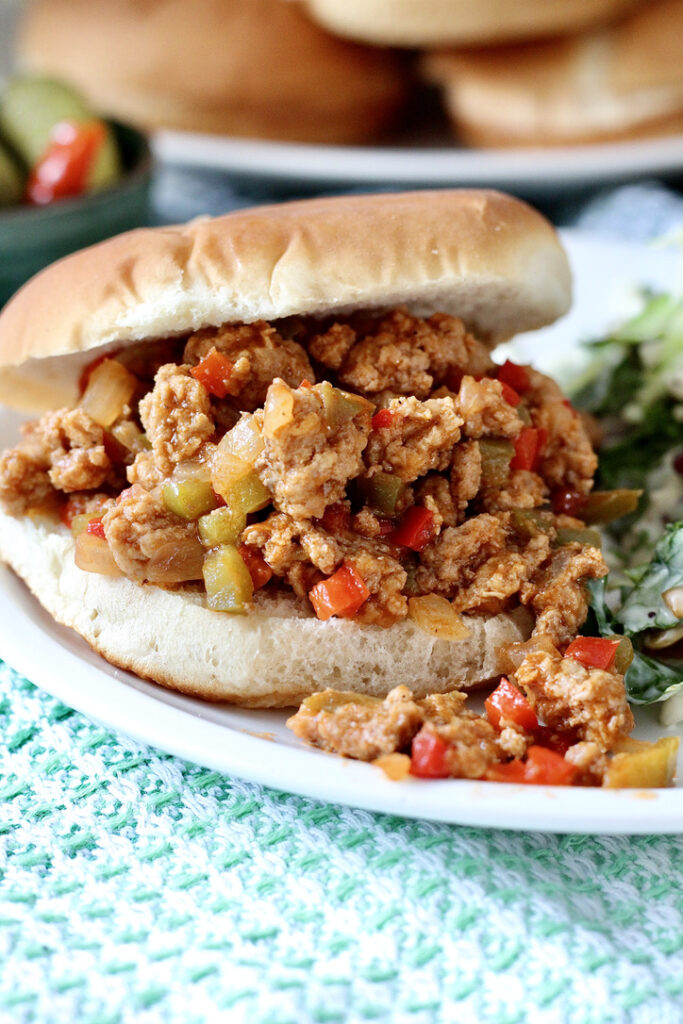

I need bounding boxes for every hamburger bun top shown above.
[423,0,683,147]
[18,0,409,144]
[0,189,571,412]
[301,0,644,48]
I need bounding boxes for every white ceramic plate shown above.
[0,231,682,834]
[153,129,683,195]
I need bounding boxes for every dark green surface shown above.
[0,122,152,307]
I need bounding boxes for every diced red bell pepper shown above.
[390,506,436,551]
[510,426,548,472]
[371,409,396,430]
[551,487,587,517]
[237,544,273,590]
[523,746,577,785]
[190,349,235,398]
[85,516,106,540]
[487,745,576,785]
[499,381,521,407]
[564,636,622,672]
[497,360,531,394]
[485,677,539,731]
[410,729,451,778]
[320,502,351,534]
[26,120,106,205]
[536,428,548,459]
[308,563,370,621]
[377,517,395,536]
[486,759,529,783]
[533,728,571,756]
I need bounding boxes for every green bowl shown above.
[0,121,152,307]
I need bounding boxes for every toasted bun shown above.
[301,0,643,47]
[423,0,683,147]
[0,189,571,413]
[18,0,409,144]
[0,509,532,706]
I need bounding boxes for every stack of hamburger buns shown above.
[15,0,411,144]
[16,0,683,148]
[300,0,645,47]
[421,0,683,147]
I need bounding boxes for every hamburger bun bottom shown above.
[0,509,532,707]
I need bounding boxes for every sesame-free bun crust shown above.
[423,0,683,147]
[0,189,571,413]
[0,509,532,706]
[18,0,409,144]
[302,0,643,47]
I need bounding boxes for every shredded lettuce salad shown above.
[571,288,683,718]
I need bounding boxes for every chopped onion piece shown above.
[172,457,212,483]
[74,531,122,577]
[146,538,205,584]
[407,595,471,641]
[263,380,294,438]
[110,421,150,453]
[79,359,138,428]
[507,635,557,668]
[218,413,264,464]
[211,450,270,511]
[212,451,250,493]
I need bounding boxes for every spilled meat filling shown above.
[0,307,668,786]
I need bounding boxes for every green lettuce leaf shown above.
[571,290,683,497]
[584,529,683,706]
[616,522,683,633]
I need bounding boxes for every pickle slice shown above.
[203,545,254,613]
[356,472,406,515]
[554,526,603,548]
[0,76,121,190]
[198,506,246,548]
[162,478,217,520]
[478,439,514,487]
[580,489,642,525]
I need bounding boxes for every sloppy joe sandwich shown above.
[423,0,683,148]
[17,0,409,144]
[300,0,644,47]
[0,189,620,719]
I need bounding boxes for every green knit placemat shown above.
[1,659,683,1024]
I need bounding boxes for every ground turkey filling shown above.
[0,308,644,785]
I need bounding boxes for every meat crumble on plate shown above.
[0,307,676,788]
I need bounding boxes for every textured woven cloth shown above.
[2,660,683,1024]
[2,179,683,1024]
